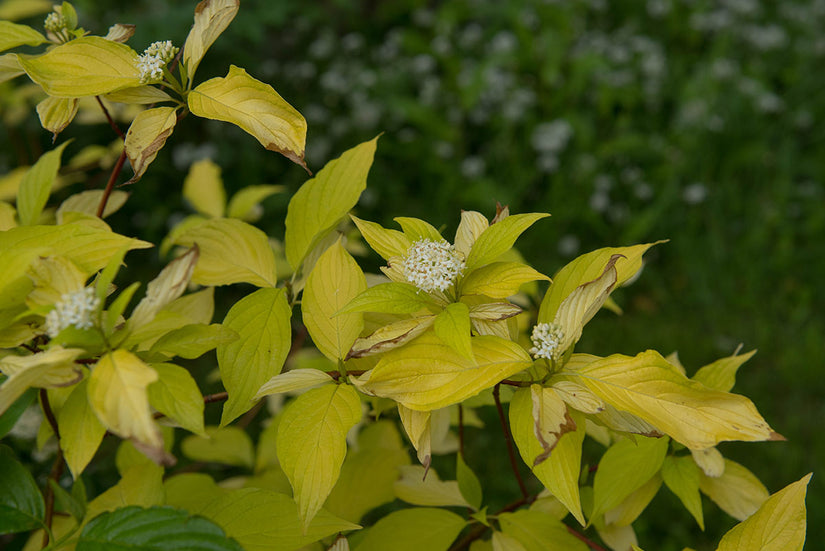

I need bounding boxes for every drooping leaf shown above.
[453,210,489,258]
[698,459,769,521]
[130,246,199,329]
[0,21,46,53]
[181,426,254,467]
[661,455,704,529]
[58,380,106,479]
[716,473,811,551]
[465,213,549,270]
[19,36,142,97]
[57,189,129,222]
[255,369,334,400]
[16,140,70,226]
[174,218,278,287]
[568,350,781,449]
[285,137,378,269]
[603,474,663,527]
[350,215,411,261]
[183,158,225,218]
[182,0,240,83]
[0,53,24,84]
[460,262,549,299]
[362,332,532,411]
[188,65,306,168]
[149,323,238,359]
[527,385,577,466]
[105,85,174,105]
[103,23,137,43]
[394,465,471,508]
[76,505,244,551]
[509,390,585,525]
[226,185,283,221]
[36,96,78,138]
[497,509,588,551]
[124,106,178,184]
[217,288,291,425]
[397,405,433,469]
[0,444,45,535]
[691,447,725,478]
[277,384,362,530]
[352,508,464,551]
[346,315,435,359]
[302,240,367,361]
[692,350,756,393]
[456,453,483,511]
[0,347,84,416]
[147,363,205,436]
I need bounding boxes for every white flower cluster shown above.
[529,322,566,361]
[137,41,178,83]
[403,238,465,293]
[44,11,66,33]
[45,288,100,338]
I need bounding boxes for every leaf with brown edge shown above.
[124,106,178,184]
[346,315,435,359]
[529,385,577,466]
[183,0,239,83]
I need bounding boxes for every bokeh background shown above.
[1,0,822,549]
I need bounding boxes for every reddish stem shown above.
[95,148,127,218]
[39,390,64,549]
[493,383,528,499]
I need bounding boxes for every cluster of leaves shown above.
[0,2,812,551]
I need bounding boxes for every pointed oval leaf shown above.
[571,350,780,449]
[433,302,473,361]
[36,96,78,138]
[285,137,378,269]
[87,350,162,453]
[84,464,165,528]
[397,405,432,468]
[460,262,550,299]
[528,385,577,466]
[76,505,244,551]
[19,37,142,97]
[303,240,367,361]
[183,0,239,83]
[339,282,437,315]
[363,332,532,411]
[346,315,435,359]
[716,473,811,551]
[58,380,106,479]
[217,288,291,425]
[149,323,237,360]
[497,509,588,551]
[465,213,549,270]
[103,23,136,43]
[17,141,70,226]
[57,189,129,222]
[692,350,756,393]
[183,158,225,218]
[0,21,45,52]
[457,453,483,511]
[393,217,443,242]
[350,215,411,261]
[105,85,174,105]
[188,65,306,167]
[603,473,663,527]
[174,218,278,287]
[277,384,362,529]
[454,210,489,259]
[124,106,178,184]
[0,444,45,535]
[353,508,465,551]
[181,426,253,467]
[130,246,199,330]
[509,390,585,525]
[394,465,471,508]
[662,455,704,529]
[226,185,283,221]
[148,363,205,436]
[691,447,725,478]
[698,459,769,521]
[255,369,335,400]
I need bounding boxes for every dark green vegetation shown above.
[1,1,821,549]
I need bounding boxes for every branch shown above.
[40,390,65,549]
[95,148,128,218]
[566,526,608,551]
[95,96,125,139]
[493,383,528,498]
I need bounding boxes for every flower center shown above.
[402,239,465,293]
[529,322,565,361]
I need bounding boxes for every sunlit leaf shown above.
[497,509,587,551]
[16,141,70,226]
[352,508,464,551]
[148,363,205,436]
[226,185,283,221]
[36,96,78,138]
[460,262,549,299]
[58,380,106,479]
[692,350,756,393]
[698,459,769,521]
[350,215,411,261]
[394,465,471,508]
[465,213,549,270]
[0,21,46,53]
[124,106,178,184]
[181,426,254,467]
[662,455,704,529]
[433,302,473,360]
[183,0,240,83]
[183,158,225,218]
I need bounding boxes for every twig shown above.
[566,526,608,551]
[40,390,64,549]
[95,148,127,218]
[493,383,528,499]
[95,96,125,139]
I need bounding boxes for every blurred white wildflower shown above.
[529,323,566,361]
[490,31,517,54]
[711,58,738,80]
[537,154,559,174]
[431,35,452,56]
[458,23,483,49]
[531,120,573,154]
[745,25,788,51]
[647,0,672,17]
[45,288,100,338]
[683,183,708,205]
[589,191,610,213]
[558,234,581,257]
[341,33,365,52]
[403,239,465,293]
[461,156,486,179]
[412,54,436,75]
[8,406,42,440]
[756,93,784,114]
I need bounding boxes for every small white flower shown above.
[144,40,179,63]
[137,41,178,83]
[44,12,66,33]
[45,288,100,338]
[529,322,565,361]
[403,239,465,293]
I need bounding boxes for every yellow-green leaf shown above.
[227,184,283,221]
[698,459,769,521]
[130,246,199,329]
[183,0,239,83]
[362,332,532,411]
[433,302,473,360]
[393,465,471,508]
[174,218,278,287]
[255,368,335,399]
[569,350,781,449]
[460,262,549,299]
[527,385,577,466]
[25,254,87,307]
[217,288,291,425]
[183,158,226,218]
[83,463,164,524]
[340,282,437,315]
[148,362,205,436]
[57,379,105,479]
[692,350,756,393]
[19,36,142,97]
[397,405,433,468]
[0,201,16,230]
[104,85,174,105]
[393,216,443,242]
[124,106,177,183]
[0,21,46,53]
[0,53,24,84]
[0,347,83,416]
[498,509,588,551]
[36,96,78,138]
[57,189,129,222]
[465,213,549,270]
[347,315,435,359]
[302,239,367,361]
[454,210,489,259]
[16,141,70,226]
[691,447,725,478]
[716,473,811,551]
[457,452,483,510]
[103,23,136,43]
[277,383,362,529]
[538,242,664,323]
[353,507,465,551]
[592,435,669,520]
[188,65,306,167]
[350,215,411,261]
[87,350,163,454]
[285,137,378,269]
[181,426,254,467]
[662,455,704,529]
[603,473,663,527]
[509,390,585,525]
